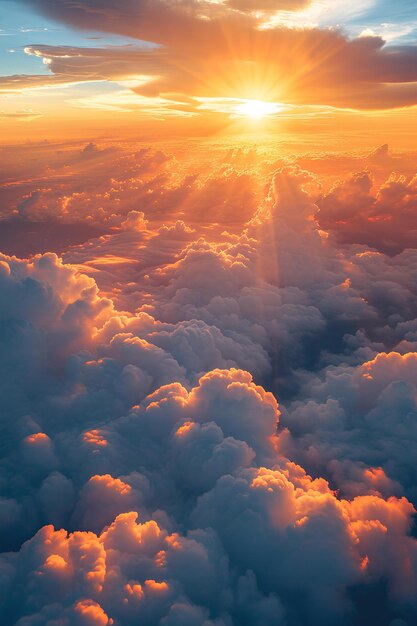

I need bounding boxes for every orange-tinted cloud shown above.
[9,0,417,112]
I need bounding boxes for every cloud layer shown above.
[0,137,417,624]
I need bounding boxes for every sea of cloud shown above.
[0,139,416,625]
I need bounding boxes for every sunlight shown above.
[234,99,283,119]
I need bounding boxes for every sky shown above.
[1,2,417,626]
[1,0,417,142]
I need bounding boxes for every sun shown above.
[234,99,283,119]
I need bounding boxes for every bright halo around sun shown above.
[234,99,283,119]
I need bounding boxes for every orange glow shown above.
[43,554,69,571]
[155,550,167,568]
[368,215,393,222]
[175,421,195,437]
[90,474,132,496]
[145,580,169,593]
[83,430,108,447]
[101,512,164,552]
[124,583,144,601]
[25,432,49,444]
[363,467,387,482]
[74,599,113,626]
[165,533,182,550]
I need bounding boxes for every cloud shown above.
[317,168,417,254]
[281,352,417,503]
[1,137,417,624]
[0,110,42,120]
[228,0,310,9]
[5,1,417,111]
[3,461,417,624]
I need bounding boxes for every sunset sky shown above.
[1,2,417,626]
[2,0,417,142]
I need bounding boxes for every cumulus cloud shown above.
[1,136,417,625]
[280,352,417,503]
[317,169,417,254]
